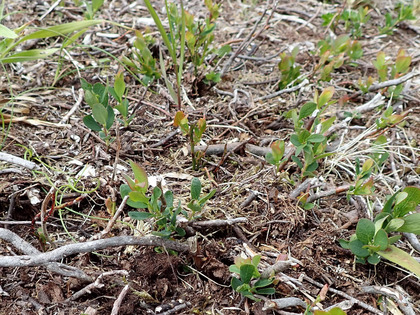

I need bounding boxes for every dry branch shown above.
[0,228,190,268]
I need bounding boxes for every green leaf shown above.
[385,218,405,232]
[128,211,154,220]
[356,218,375,244]
[349,239,370,257]
[393,186,420,217]
[190,177,201,200]
[198,189,216,205]
[254,278,273,288]
[317,86,335,108]
[367,253,381,265]
[397,213,420,234]
[378,245,420,278]
[114,71,125,101]
[92,103,108,126]
[84,90,99,107]
[0,48,59,64]
[239,264,256,284]
[129,160,148,192]
[129,191,149,203]
[299,102,317,120]
[0,24,18,38]
[307,134,325,143]
[255,287,275,295]
[83,115,102,131]
[19,20,104,42]
[231,277,243,290]
[339,239,350,249]
[373,229,388,251]
[388,235,401,245]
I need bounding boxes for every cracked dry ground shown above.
[1,0,420,314]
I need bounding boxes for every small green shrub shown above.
[340,186,420,276]
[278,47,302,89]
[121,161,215,238]
[229,255,275,301]
[379,3,416,35]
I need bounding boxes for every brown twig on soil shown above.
[111,284,130,315]
[0,227,91,281]
[150,129,179,148]
[301,274,383,314]
[404,233,420,253]
[361,286,416,315]
[0,151,39,170]
[190,217,247,228]
[261,258,301,279]
[191,142,271,156]
[255,79,309,102]
[259,296,307,311]
[59,88,84,124]
[0,228,190,267]
[306,185,350,203]
[66,270,129,302]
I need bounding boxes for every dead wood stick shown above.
[0,228,190,267]
[0,152,39,170]
[302,274,383,314]
[306,185,350,203]
[361,286,415,315]
[190,217,247,228]
[191,142,271,156]
[0,227,91,281]
[111,284,130,315]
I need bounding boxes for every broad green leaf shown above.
[307,134,325,143]
[129,191,149,203]
[397,213,420,234]
[385,218,405,232]
[83,115,102,131]
[198,189,216,205]
[251,255,261,268]
[349,239,370,257]
[393,186,420,217]
[84,90,98,107]
[373,229,388,250]
[0,24,18,39]
[231,277,243,290]
[105,105,115,130]
[240,264,256,284]
[255,287,275,295]
[368,253,381,265]
[164,191,174,208]
[129,160,148,191]
[298,102,317,120]
[362,159,374,172]
[128,211,154,220]
[388,235,401,245]
[265,152,277,165]
[0,48,59,63]
[290,134,301,147]
[339,239,350,249]
[317,86,334,107]
[190,177,201,200]
[320,116,336,134]
[271,140,285,160]
[114,71,125,101]
[92,103,108,125]
[19,20,104,42]
[356,218,375,244]
[253,278,273,288]
[378,245,420,278]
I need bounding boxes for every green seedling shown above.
[83,0,104,20]
[372,49,411,98]
[265,140,286,171]
[229,255,275,301]
[315,35,363,82]
[121,161,215,238]
[375,107,406,130]
[322,6,371,39]
[340,186,420,277]
[81,71,133,144]
[286,87,336,179]
[143,0,186,109]
[278,47,302,89]
[347,158,375,198]
[174,111,207,171]
[379,3,415,35]
[121,31,161,85]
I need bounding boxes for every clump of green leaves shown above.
[81,71,132,145]
[347,158,375,198]
[121,31,161,85]
[83,0,104,20]
[121,161,215,238]
[315,35,363,82]
[278,47,301,89]
[229,255,275,301]
[322,6,371,39]
[371,49,412,98]
[379,3,416,35]
[174,111,207,171]
[340,186,420,277]
[287,87,337,179]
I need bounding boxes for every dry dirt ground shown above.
[0,0,420,314]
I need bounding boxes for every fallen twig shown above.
[0,151,39,170]
[0,228,190,267]
[111,284,130,315]
[190,217,247,228]
[362,285,415,315]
